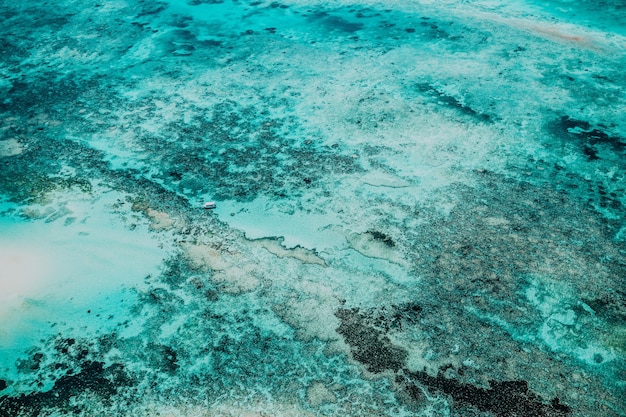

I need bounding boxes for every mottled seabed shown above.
[0,0,625,416]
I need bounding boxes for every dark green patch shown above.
[582,293,626,325]
[16,352,45,373]
[400,371,571,417]
[417,83,492,123]
[422,22,450,39]
[169,14,194,28]
[367,230,396,247]
[335,308,408,373]
[390,302,422,328]
[0,361,132,417]
[161,256,195,288]
[150,344,179,373]
[141,100,363,201]
[308,11,364,33]
[549,116,625,160]
[136,1,167,17]
[188,0,224,4]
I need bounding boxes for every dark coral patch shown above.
[336,302,573,416]
[142,101,363,202]
[335,308,408,373]
[188,0,224,4]
[582,293,626,325]
[0,361,132,417]
[400,371,571,417]
[416,83,492,123]
[367,230,396,247]
[308,11,364,33]
[549,116,625,160]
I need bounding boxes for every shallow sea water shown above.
[0,0,625,416]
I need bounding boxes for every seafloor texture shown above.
[0,0,625,416]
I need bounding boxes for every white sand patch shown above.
[51,45,101,64]
[0,188,170,363]
[307,381,337,407]
[181,242,260,293]
[125,37,158,62]
[0,138,25,157]
[137,401,316,417]
[463,9,626,52]
[274,295,342,343]
[213,196,345,252]
[146,208,179,231]
[182,242,228,271]
[0,222,165,333]
[484,216,510,227]
[0,246,53,306]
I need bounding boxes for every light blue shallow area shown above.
[0,0,625,416]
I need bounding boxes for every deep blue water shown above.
[1,0,625,416]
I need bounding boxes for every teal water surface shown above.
[1,0,625,416]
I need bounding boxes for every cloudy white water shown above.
[0,0,625,416]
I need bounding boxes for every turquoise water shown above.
[0,0,624,415]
